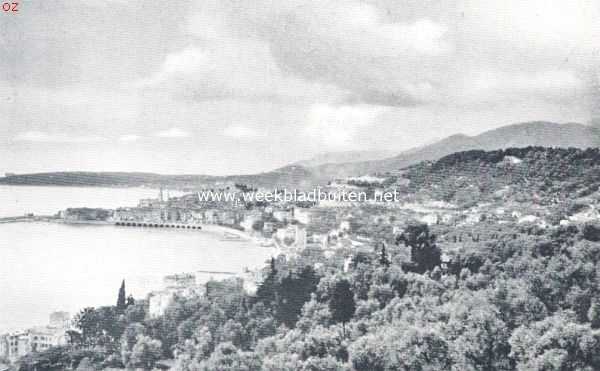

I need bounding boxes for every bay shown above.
[0,185,273,333]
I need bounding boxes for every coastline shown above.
[4,217,272,245]
[199,224,252,240]
[1,216,278,256]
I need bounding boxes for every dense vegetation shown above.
[405,147,600,206]
[15,219,600,371]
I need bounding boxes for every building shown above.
[240,210,263,232]
[1,327,68,362]
[275,224,307,250]
[0,335,8,360]
[114,207,163,222]
[163,273,196,290]
[62,208,113,222]
[272,209,293,222]
[148,274,200,318]
[49,311,71,330]
[293,207,338,231]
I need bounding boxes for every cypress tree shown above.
[117,280,127,311]
[379,242,391,268]
[329,279,355,337]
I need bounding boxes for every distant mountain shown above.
[0,166,318,189]
[310,122,600,178]
[294,150,395,167]
[3,122,599,189]
[0,172,217,188]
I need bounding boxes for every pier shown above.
[114,221,202,230]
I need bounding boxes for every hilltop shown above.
[311,121,600,178]
[393,147,600,226]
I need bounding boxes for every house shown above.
[272,209,293,222]
[1,327,68,362]
[148,274,200,318]
[240,210,263,232]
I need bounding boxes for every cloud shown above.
[204,1,452,107]
[138,0,600,114]
[142,40,341,104]
[3,0,600,175]
[200,0,598,109]
[13,131,107,143]
[304,104,385,149]
[153,128,190,138]
[223,125,259,139]
[118,134,141,142]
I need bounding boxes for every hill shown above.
[2,122,599,189]
[0,166,319,189]
[0,172,216,188]
[294,150,395,167]
[311,122,600,178]
[402,146,600,210]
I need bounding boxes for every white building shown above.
[1,326,68,362]
[148,273,200,318]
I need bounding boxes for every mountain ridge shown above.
[2,121,599,188]
[309,121,600,178]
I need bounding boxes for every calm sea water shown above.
[0,185,273,333]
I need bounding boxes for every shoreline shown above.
[1,217,275,248]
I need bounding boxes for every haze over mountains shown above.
[310,121,600,178]
[1,122,599,188]
[294,150,395,168]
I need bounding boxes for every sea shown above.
[0,185,274,333]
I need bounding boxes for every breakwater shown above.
[115,221,202,229]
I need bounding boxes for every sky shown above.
[1,0,599,175]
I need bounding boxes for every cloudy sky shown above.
[1,0,599,175]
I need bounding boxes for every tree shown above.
[198,342,260,371]
[378,242,390,268]
[254,258,279,307]
[589,299,600,329]
[127,335,162,370]
[74,307,103,347]
[329,279,355,337]
[120,323,146,366]
[117,280,127,312]
[74,306,124,349]
[350,325,452,371]
[126,295,135,307]
[396,223,441,274]
[277,266,319,328]
[509,311,600,370]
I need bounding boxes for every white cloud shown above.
[13,131,107,143]
[223,125,259,139]
[153,128,190,138]
[118,134,141,142]
[141,33,342,104]
[213,0,452,106]
[305,104,385,149]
